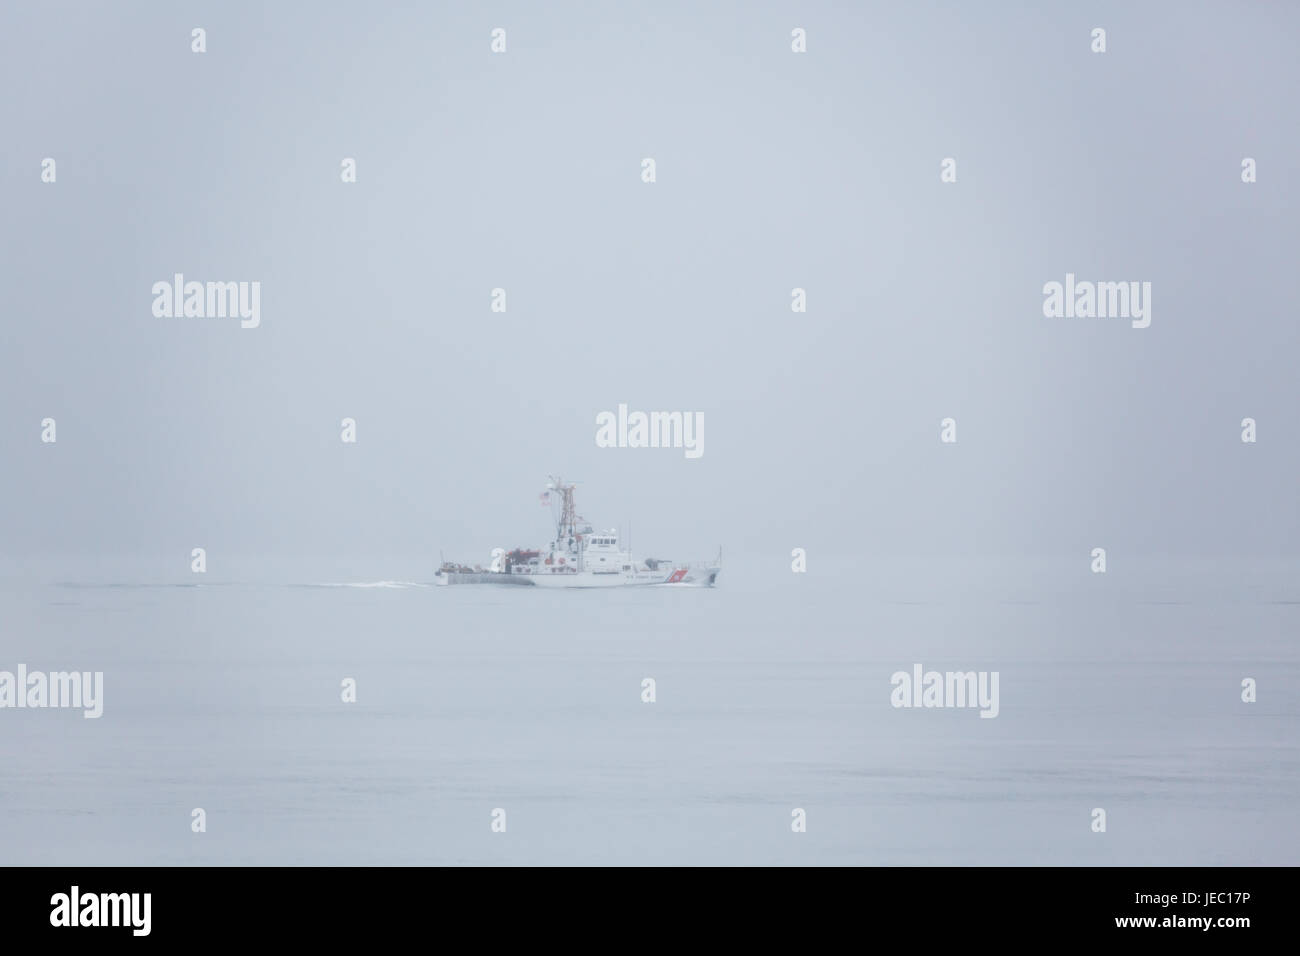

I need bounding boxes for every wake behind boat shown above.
[434,476,720,588]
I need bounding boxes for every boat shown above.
[434,477,720,588]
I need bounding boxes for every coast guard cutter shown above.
[434,477,720,588]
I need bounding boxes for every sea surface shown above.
[1,554,1296,866]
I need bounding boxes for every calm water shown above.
[1,554,1296,865]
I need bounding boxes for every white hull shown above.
[435,565,719,588]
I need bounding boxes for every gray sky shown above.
[2,1,1297,563]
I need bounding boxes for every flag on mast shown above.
[539,491,550,506]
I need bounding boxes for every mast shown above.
[546,475,581,549]
[559,481,576,539]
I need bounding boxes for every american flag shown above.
[539,491,550,506]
